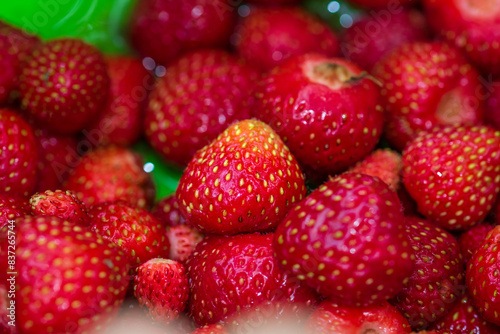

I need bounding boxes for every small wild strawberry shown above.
[30,189,88,225]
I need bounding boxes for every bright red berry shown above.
[144,50,258,167]
[254,54,383,182]
[89,201,170,270]
[274,173,413,306]
[30,189,88,225]
[234,7,339,71]
[393,217,464,330]
[373,42,484,150]
[19,38,110,134]
[0,109,38,197]
[0,194,29,228]
[176,119,306,235]
[459,223,496,264]
[134,258,189,325]
[402,125,500,231]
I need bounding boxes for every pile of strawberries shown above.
[1,0,500,333]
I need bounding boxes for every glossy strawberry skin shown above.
[144,50,258,167]
[176,119,306,235]
[467,225,500,325]
[305,301,411,334]
[458,223,496,265]
[12,216,130,333]
[0,194,29,228]
[424,0,500,76]
[186,233,317,326]
[274,173,413,306]
[0,109,38,197]
[89,201,170,270]
[254,54,383,181]
[429,293,500,333]
[30,189,88,225]
[373,42,484,151]
[19,38,109,134]
[64,146,155,209]
[393,217,464,330]
[151,195,187,227]
[234,7,339,71]
[134,258,189,324]
[86,56,152,147]
[129,0,236,65]
[402,126,500,231]
[342,10,429,71]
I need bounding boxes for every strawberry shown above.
[0,284,15,334]
[64,146,155,208]
[402,125,500,231]
[0,194,29,228]
[0,22,40,105]
[274,173,413,306]
[89,201,170,270]
[12,216,129,333]
[372,42,484,151]
[86,56,152,147]
[486,81,500,130]
[176,119,306,235]
[133,258,189,325]
[0,109,38,197]
[234,7,339,71]
[29,189,88,225]
[186,233,317,326]
[33,127,79,192]
[191,324,228,334]
[144,50,258,167]
[423,0,500,76]
[129,0,236,65]
[429,292,500,333]
[304,300,411,334]
[341,9,429,71]
[393,217,464,330]
[458,223,496,264]
[348,0,415,9]
[254,54,383,182]
[348,148,403,191]
[167,225,204,263]
[19,38,110,134]
[151,195,187,227]
[467,225,500,325]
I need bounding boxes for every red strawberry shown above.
[0,22,40,105]
[254,54,383,182]
[348,0,415,9]
[348,148,403,191]
[393,217,464,330]
[0,284,15,334]
[176,119,306,235]
[30,189,88,225]
[64,146,155,208]
[144,50,258,166]
[342,9,429,71]
[423,0,500,76]
[19,38,110,134]
[12,216,129,333]
[274,172,413,306]
[429,292,500,333]
[234,7,339,71]
[186,233,317,326]
[89,201,170,270]
[33,127,79,192]
[151,195,187,227]
[191,324,228,334]
[373,42,484,150]
[486,81,500,130]
[305,300,411,334]
[402,125,500,231]
[129,0,236,65]
[0,109,38,197]
[167,225,204,263]
[0,194,29,228]
[467,225,500,325]
[133,258,189,325]
[86,56,152,147]
[458,223,496,264]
